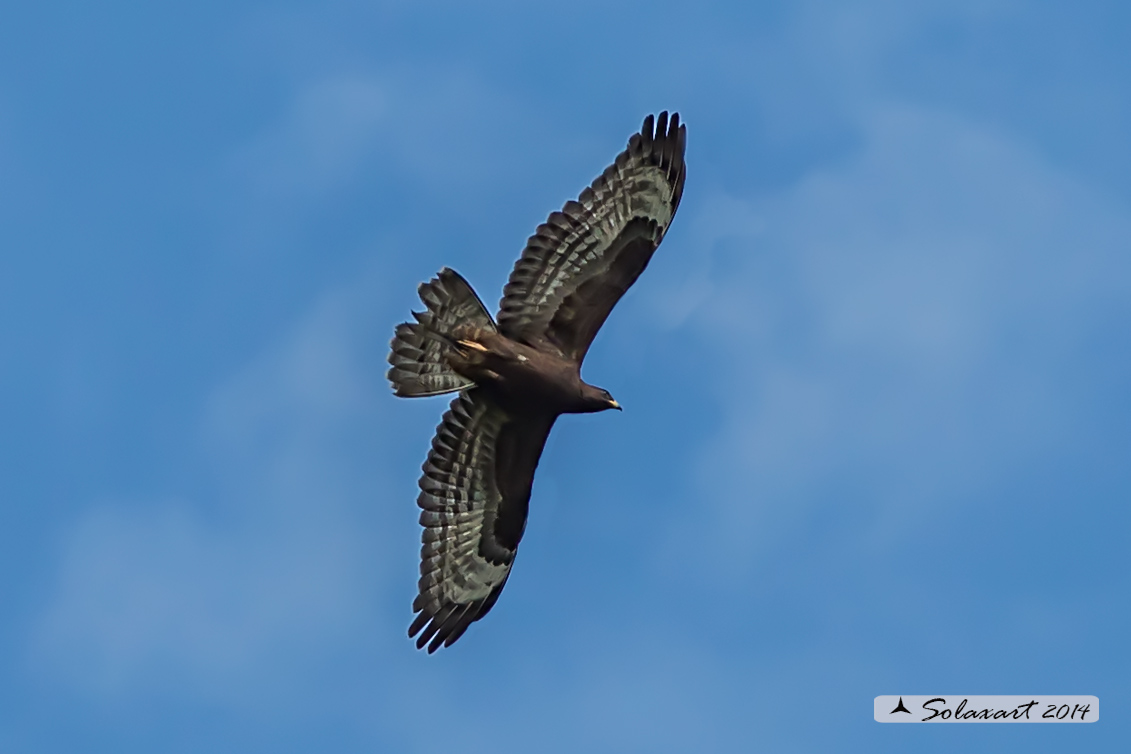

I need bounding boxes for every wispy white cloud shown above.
[660,104,1131,569]
[30,273,395,705]
[225,66,545,206]
[232,75,389,198]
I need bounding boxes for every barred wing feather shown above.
[497,112,687,363]
[410,392,555,652]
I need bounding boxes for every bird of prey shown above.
[388,112,687,652]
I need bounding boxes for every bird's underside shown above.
[388,112,687,652]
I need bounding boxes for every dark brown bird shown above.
[388,112,687,652]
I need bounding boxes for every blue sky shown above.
[1,1,1128,751]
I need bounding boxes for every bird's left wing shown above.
[497,112,686,363]
[410,392,555,652]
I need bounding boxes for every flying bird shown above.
[388,112,687,652]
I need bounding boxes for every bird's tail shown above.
[387,268,497,398]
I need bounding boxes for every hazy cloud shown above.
[670,104,1131,566]
[232,75,389,198]
[31,277,392,704]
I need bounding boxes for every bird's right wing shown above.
[410,392,555,652]
[496,112,686,363]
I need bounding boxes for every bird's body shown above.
[388,112,687,652]
[447,327,615,415]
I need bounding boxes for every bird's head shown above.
[579,383,622,413]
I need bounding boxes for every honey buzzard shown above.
[389,112,687,652]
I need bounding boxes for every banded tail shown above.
[388,268,496,397]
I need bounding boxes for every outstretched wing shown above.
[497,111,687,363]
[410,391,555,652]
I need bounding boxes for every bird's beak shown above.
[608,399,622,411]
